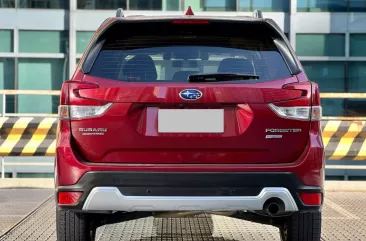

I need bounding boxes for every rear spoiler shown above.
[115,7,264,19]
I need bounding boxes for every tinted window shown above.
[240,0,290,12]
[19,31,68,53]
[0,30,13,52]
[350,34,366,57]
[77,0,126,9]
[349,0,366,12]
[347,62,366,117]
[89,21,292,83]
[130,0,162,10]
[296,34,345,57]
[0,0,15,8]
[18,0,68,9]
[297,0,347,12]
[203,0,236,11]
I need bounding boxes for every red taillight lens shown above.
[58,192,83,205]
[299,193,322,206]
[60,82,69,105]
[311,82,321,106]
[311,106,322,121]
[69,81,99,97]
[171,20,210,24]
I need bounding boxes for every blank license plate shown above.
[158,109,224,133]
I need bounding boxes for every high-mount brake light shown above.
[58,103,112,120]
[172,20,210,24]
[268,104,322,121]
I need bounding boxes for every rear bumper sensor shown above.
[82,187,298,212]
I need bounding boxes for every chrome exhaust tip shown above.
[263,198,285,216]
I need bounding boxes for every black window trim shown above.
[265,18,301,75]
[82,38,106,74]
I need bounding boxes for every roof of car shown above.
[110,7,265,22]
[95,13,273,35]
[111,15,264,22]
[93,8,271,33]
[93,15,283,47]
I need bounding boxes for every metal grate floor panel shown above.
[0,189,53,236]
[1,192,366,241]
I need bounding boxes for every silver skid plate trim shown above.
[82,187,298,212]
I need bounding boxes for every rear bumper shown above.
[57,172,323,213]
[82,187,298,212]
[55,120,325,188]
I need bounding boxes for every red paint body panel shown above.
[55,115,324,187]
[56,73,324,188]
[69,103,310,164]
[67,75,311,165]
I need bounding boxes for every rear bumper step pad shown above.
[82,187,298,212]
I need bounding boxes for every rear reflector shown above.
[58,192,83,205]
[299,193,322,206]
[171,20,210,24]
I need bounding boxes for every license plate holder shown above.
[158,109,224,133]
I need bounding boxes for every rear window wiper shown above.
[188,73,259,83]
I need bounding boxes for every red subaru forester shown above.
[55,8,324,241]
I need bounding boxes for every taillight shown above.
[58,80,111,120]
[58,103,112,120]
[274,81,322,121]
[58,105,70,119]
[59,82,69,105]
[268,104,322,121]
[299,193,322,206]
[69,82,99,97]
[58,191,83,205]
[311,106,322,120]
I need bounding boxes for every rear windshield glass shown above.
[88,21,292,82]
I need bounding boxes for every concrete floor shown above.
[0,189,365,240]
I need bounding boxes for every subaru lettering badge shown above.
[179,89,203,100]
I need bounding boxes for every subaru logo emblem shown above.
[179,89,202,100]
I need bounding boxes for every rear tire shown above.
[57,209,96,241]
[279,211,321,241]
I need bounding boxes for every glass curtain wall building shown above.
[1,0,366,117]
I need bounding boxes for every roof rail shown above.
[253,9,263,18]
[116,8,124,17]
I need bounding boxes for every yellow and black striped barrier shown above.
[322,120,366,160]
[0,117,57,156]
[0,117,366,160]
